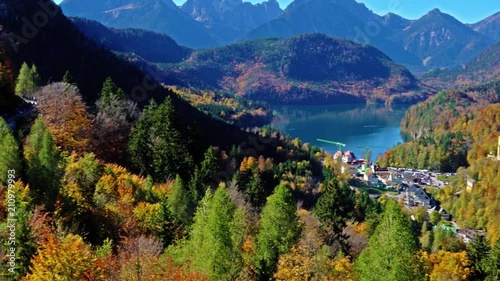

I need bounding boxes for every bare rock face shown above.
[181,0,282,43]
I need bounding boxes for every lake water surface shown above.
[271,104,409,161]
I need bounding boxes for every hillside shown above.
[156,34,432,104]
[422,43,500,89]
[468,12,500,41]
[70,17,191,63]
[245,1,495,72]
[379,80,500,243]
[379,80,500,171]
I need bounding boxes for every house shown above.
[457,228,482,243]
[371,165,389,175]
[405,184,435,208]
[467,178,476,192]
[364,172,379,187]
[342,151,356,163]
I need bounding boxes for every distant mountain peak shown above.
[469,12,500,41]
[428,8,442,14]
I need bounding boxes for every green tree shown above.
[314,177,355,253]
[0,118,21,184]
[254,183,301,280]
[355,200,424,281]
[484,239,500,281]
[188,186,244,280]
[355,190,380,221]
[467,235,490,280]
[430,210,442,225]
[62,70,75,85]
[245,171,267,209]
[100,77,124,105]
[24,117,64,209]
[189,147,219,200]
[15,62,39,96]
[129,98,193,182]
[167,175,196,225]
[55,153,104,242]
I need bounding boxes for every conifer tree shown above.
[254,183,301,280]
[245,170,266,209]
[24,117,64,209]
[355,200,424,281]
[167,174,196,225]
[15,62,38,96]
[467,235,490,280]
[100,77,125,105]
[0,117,21,184]
[62,70,75,86]
[314,176,355,253]
[129,97,193,182]
[189,186,245,280]
[484,239,500,281]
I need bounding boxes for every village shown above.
[332,149,486,244]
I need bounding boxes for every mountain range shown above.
[245,4,496,73]
[59,0,499,73]
[422,43,500,89]
[60,0,283,47]
[72,21,432,105]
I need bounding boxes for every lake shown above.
[271,104,409,161]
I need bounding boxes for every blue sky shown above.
[54,0,499,23]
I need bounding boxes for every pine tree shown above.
[314,177,355,253]
[15,62,38,96]
[245,170,266,209]
[24,117,64,209]
[189,186,245,280]
[355,200,424,281]
[200,146,219,187]
[62,70,75,86]
[467,235,490,279]
[100,77,124,105]
[254,183,301,280]
[129,97,193,182]
[0,117,21,184]
[484,239,500,281]
[167,174,196,225]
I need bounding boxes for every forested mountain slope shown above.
[156,34,433,104]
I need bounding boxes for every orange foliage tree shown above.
[35,82,91,154]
